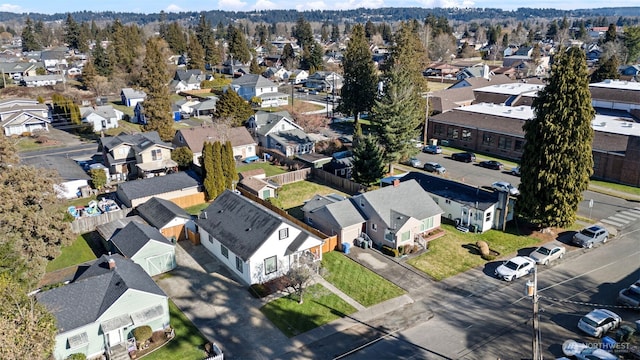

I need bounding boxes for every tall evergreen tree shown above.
[202,142,216,201]
[331,23,340,43]
[140,37,174,141]
[221,141,238,189]
[92,43,112,77]
[293,16,313,51]
[623,26,640,64]
[340,24,378,129]
[386,22,428,92]
[590,55,620,83]
[21,17,40,51]
[281,43,295,69]
[81,57,97,92]
[226,25,251,63]
[64,14,82,50]
[187,31,205,71]
[163,22,188,55]
[249,57,261,74]
[214,89,254,127]
[517,47,594,229]
[351,135,386,186]
[212,141,226,197]
[604,23,617,43]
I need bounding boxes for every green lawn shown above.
[46,234,98,272]
[143,300,209,360]
[236,162,287,177]
[184,202,211,216]
[260,283,357,338]
[590,179,640,197]
[268,180,347,211]
[321,251,405,307]
[407,224,541,281]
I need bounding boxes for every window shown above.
[485,212,492,222]
[401,231,410,241]
[264,256,277,275]
[461,129,472,142]
[235,256,243,273]
[371,223,377,231]
[482,134,493,146]
[498,137,512,150]
[279,228,289,240]
[447,128,459,139]
[514,140,524,151]
[151,149,162,161]
[420,218,434,231]
[220,244,229,258]
[208,234,214,244]
[434,124,445,135]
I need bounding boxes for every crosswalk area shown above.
[601,207,640,228]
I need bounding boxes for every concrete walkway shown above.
[313,275,366,311]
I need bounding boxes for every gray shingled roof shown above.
[268,128,312,146]
[117,171,201,201]
[354,180,443,228]
[320,198,366,228]
[99,132,171,154]
[36,254,165,333]
[196,190,320,261]
[136,197,191,229]
[231,73,277,88]
[252,110,298,136]
[400,172,499,211]
[21,155,90,181]
[301,194,336,213]
[96,216,147,241]
[110,221,173,257]
[121,87,147,99]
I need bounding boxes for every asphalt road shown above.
[340,221,640,359]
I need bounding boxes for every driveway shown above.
[156,241,296,359]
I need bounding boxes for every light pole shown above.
[422,91,434,148]
[526,265,541,360]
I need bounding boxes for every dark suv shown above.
[451,152,476,163]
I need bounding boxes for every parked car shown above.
[309,90,318,95]
[404,157,422,168]
[410,139,423,148]
[572,225,609,248]
[423,162,446,174]
[423,145,443,154]
[617,278,640,307]
[510,166,521,176]
[479,160,504,170]
[577,309,621,338]
[495,256,536,281]
[451,152,476,163]
[562,340,618,360]
[491,181,520,196]
[528,244,566,265]
[337,136,352,145]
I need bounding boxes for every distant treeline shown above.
[1,7,639,27]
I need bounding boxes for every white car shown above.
[528,244,566,265]
[562,340,617,359]
[491,181,520,196]
[577,309,621,338]
[495,256,536,281]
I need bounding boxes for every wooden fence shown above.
[266,168,312,185]
[237,187,339,253]
[311,168,365,195]
[70,207,133,234]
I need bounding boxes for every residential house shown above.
[96,216,147,242]
[136,197,192,241]
[246,110,314,157]
[79,105,124,132]
[472,82,544,107]
[169,69,204,93]
[0,98,51,136]
[0,62,37,79]
[116,171,203,208]
[305,71,343,93]
[396,172,513,233]
[40,48,68,71]
[238,169,278,199]
[230,74,289,108]
[221,59,249,76]
[196,190,323,285]
[502,55,550,77]
[262,67,288,82]
[98,131,176,180]
[503,45,519,57]
[21,74,64,87]
[620,65,640,79]
[132,102,146,124]
[289,69,309,85]
[36,254,170,360]
[104,221,176,276]
[322,150,353,179]
[189,97,218,117]
[304,180,442,249]
[173,124,257,166]
[21,155,91,199]
[456,64,494,81]
[120,88,147,107]
[295,152,332,169]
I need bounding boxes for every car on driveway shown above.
[495,256,536,281]
[479,160,504,170]
[510,166,521,176]
[528,244,566,265]
[404,157,422,168]
[422,145,442,154]
[423,162,446,174]
[451,152,476,163]
[491,181,520,196]
[572,225,609,248]
[577,309,621,338]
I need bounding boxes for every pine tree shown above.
[386,22,428,92]
[187,31,205,71]
[590,55,620,83]
[249,57,261,74]
[340,24,378,129]
[64,14,82,50]
[352,135,386,186]
[604,24,617,43]
[81,57,97,92]
[214,89,254,127]
[331,23,340,42]
[212,142,226,197]
[293,16,313,50]
[140,37,174,141]
[92,42,112,77]
[623,26,640,64]
[21,17,40,51]
[227,25,251,63]
[517,47,594,229]
[371,63,424,169]
[202,142,217,201]
[222,141,238,189]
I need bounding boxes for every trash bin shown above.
[602,336,616,351]
[616,325,635,342]
[342,243,350,254]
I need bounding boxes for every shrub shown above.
[413,244,420,253]
[482,253,497,261]
[381,245,399,257]
[249,283,270,298]
[132,325,153,345]
[476,241,490,257]
[66,354,86,360]
[150,330,165,343]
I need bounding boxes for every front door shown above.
[107,329,122,347]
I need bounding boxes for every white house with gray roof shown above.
[79,105,124,132]
[196,190,323,285]
[120,88,147,107]
[36,254,170,360]
[0,98,51,136]
[230,74,289,108]
[246,110,314,156]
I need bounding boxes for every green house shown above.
[36,254,170,360]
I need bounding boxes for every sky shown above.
[4,0,638,14]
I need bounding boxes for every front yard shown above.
[46,233,99,272]
[407,224,543,281]
[268,180,348,220]
[260,283,357,338]
[321,251,405,307]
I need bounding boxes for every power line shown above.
[539,296,640,310]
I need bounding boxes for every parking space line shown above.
[601,218,624,227]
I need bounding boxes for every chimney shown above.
[393,179,400,187]
[108,258,116,270]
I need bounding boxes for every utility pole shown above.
[526,266,541,360]
[422,91,433,147]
